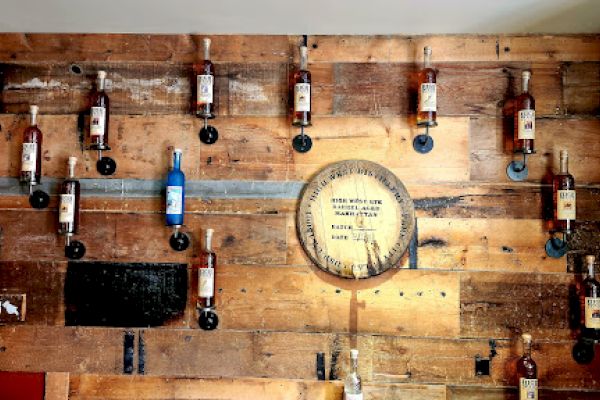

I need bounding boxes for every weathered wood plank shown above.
[45,372,69,400]
[498,35,600,62]
[470,117,600,184]
[562,62,600,116]
[460,271,573,340]
[447,386,600,400]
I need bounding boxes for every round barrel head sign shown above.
[297,160,415,279]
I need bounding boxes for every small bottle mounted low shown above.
[20,105,49,208]
[89,70,117,175]
[507,71,536,181]
[195,38,219,145]
[546,150,576,258]
[291,37,312,153]
[516,333,538,400]
[59,157,86,259]
[165,149,190,251]
[196,228,219,330]
[573,255,600,364]
[413,46,437,154]
[344,349,363,400]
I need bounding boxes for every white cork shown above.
[350,349,359,358]
[522,70,531,79]
[29,105,39,115]
[97,70,107,79]
[521,333,532,343]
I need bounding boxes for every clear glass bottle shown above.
[553,150,576,233]
[516,333,538,400]
[292,45,311,127]
[514,71,535,154]
[582,255,600,339]
[165,149,185,227]
[417,46,437,127]
[90,70,110,150]
[20,105,43,186]
[58,157,80,236]
[194,38,215,119]
[344,349,363,400]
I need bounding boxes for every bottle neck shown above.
[351,357,358,374]
[204,42,211,60]
[98,77,105,91]
[589,262,595,278]
[424,52,431,68]
[523,341,532,357]
[173,153,181,170]
[560,155,569,174]
[68,164,75,179]
[205,233,213,252]
[522,77,530,93]
[30,113,37,126]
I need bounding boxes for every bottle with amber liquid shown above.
[197,228,219,330]
[417,46,437,127]
[58,157,81,237]
[90,71,110,150]
[514,71,535,154]
[20,105,43,187]
[516,333,538,400]
[582,255,600,340]
[194,38,215,119]
[292,45,311,127]
[553,150,576,233]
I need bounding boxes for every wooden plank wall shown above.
[0,34,599,399]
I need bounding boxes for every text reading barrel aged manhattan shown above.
[417,46,437,127]
[20,105,49,208]
[165,149,189,251]
[344,349,363,400]
[90,71,110,150]
[582,255,600,340]
[517,333,538,400]
[514,71,536,154]
[553,150,576,233]
[59,157,85,259]
[194,38,215,119]
[197,228,219,330]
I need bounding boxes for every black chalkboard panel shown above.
[65,262,188,327]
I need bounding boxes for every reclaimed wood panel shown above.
[45,372,69,400]
[498,35,600,62]
[562,62,600,116]
[460,271,573,340]
[447,386,600,400]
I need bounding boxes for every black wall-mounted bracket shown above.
[413,124,435,154]
[169,225,190,252]
[474,339,498,376]
[573,336,596,365]
[507,151,531,181]
[292,125,312,153]
[199,117,219,145]
[545,231,568,258]
[96,147,117,176]
[198,307,219,330]
[27,184,49,209]
[64,234,86,260]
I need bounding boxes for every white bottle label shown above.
[518,109,536,140]
[90,107,106,137]
[519,378,538,400]
[557,190,576,220]
[585,297,600,329]
[419,83,437,112]
[197,74,214,104]
[294,83,311,112]
[21,143,37,173]
[166,186,183,215]
[59,194,75,224]
[344,394,363,400]
[199,268,215,298]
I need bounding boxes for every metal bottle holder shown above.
[95,147,117,176]
[27,183,50,209]
[413,124,435,154]
[199,116,219,145]
[292,125,312,153]
[507,151,532,181]
[545,231,568,258]
[198,307,219,330]
[169,225,190,252]
[573,336,596,365]
[65,234,86,260]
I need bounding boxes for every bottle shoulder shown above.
[23,126,43,140]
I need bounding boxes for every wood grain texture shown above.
[45,372,69,400]
[447,386,600,400]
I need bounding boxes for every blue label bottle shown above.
[166,149,185,227]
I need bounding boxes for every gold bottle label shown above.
[419,83,437,112]
[518,109,535,140]
[519,378,538,400]
[197,74,214,104]
[294,83,311,112]
[585,297,600,329]
[557,190,576,220]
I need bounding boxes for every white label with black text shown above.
[21,143,37,173]
[557,190,576,220]
[199,268,215,298]
[197,74,214,104]
[585,297,600,329]
[419,83,437,112]
[90,107,106,137]
[59,194,75,224]
[518,109,536,140]
[344,394,363,400]
[294,83,311,112]
[519,378,538,400]
[166,186,183,215]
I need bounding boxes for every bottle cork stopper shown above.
[206,228,214,236]
[29,105,39,115]
[350,349,359,358]
[586,255,596,264]
[424,46,432,54]
[203,38,211,47]
[560,149,568,158]
[522,70,531,79]
[174,148,183,154]
[522,333,532,342]
[299,45,308,57]
[68,156,78,166]
[97,70,107,79]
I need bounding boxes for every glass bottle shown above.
[198,228,217,310]
[344,349,363,400]
[514,71,535,154]
[582,255,600,339]
[292,45,311,127]
[20,105,43,187]
[516,333,538,400]
[90,70,110,150]
[58,157,80,236]
[553,150,576,233]
[194,38,215,119]
[165,149,185,227]
[417,46,437,127]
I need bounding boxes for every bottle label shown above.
[90,107,106,137]
[166,186,183,215]
[518,109,536,140]
[344,394,363,400]
[419,83,437,112]
[21,143,37,173]
[59,194,75,224]
[585,297,600,329]
[294,83,311,113]
[197,74,214,104]
[557,190,576,220]
[519,378,538,400]
[199,268,215,298]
